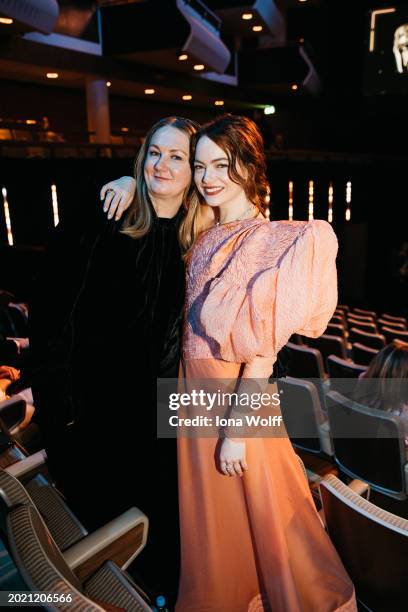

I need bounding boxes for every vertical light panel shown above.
[288,181,293,220]
[51,184,60,226]
[308,180,314,221]
[328,182,334,224]
[2,186,14,246]
[264,185,271,218]
[345,181,352,221]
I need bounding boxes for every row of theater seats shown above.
[292,304,408,370]
[0,396,155,610]
[280,305,408,503]
[280,305,408,608]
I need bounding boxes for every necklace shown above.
[216,204,256,226]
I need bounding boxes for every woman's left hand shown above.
[100,176,136,220]
[219,437,248,477]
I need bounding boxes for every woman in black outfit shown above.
[29,117,198,606]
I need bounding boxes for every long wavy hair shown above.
[180,114,270,252]
[121,116,199,240]
[363,340,408,413]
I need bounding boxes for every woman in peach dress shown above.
[176,115,357,612]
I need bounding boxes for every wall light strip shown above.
[288,181,294,221]
[308,180,314,221]
[345,180,352,221]
[51,184,59,227]
[2,186,14,246]
[328,182,333,224]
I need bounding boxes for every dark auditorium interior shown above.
[0,1,408,610]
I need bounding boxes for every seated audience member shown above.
[358,340,408,449]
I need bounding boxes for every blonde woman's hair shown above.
[121,116,199,243]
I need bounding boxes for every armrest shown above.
[5,449,47,479]
[63,507,148,582]
[348,478,370,499]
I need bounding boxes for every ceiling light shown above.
[26,120,37,125]
[106,81,111,87]
[242,13,253,20]
[291,84,298,90]
[264,106,275,115]
[121,127,129,132]
[46,73,59,79]
[0,17,13,24]
[182,95,192,101]
[178,53,188,61]
[144,88,155,94]
[194,64,205,71]
[252,25,263,32]
[214,100,224,106]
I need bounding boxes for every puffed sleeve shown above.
[199,220,338,363]
[274,219,338,353]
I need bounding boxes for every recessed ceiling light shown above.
[242,13,253,20]
[178,53,188,61]
[46,73,59,79]
[106,81,112,87]
[0,17,13,25]
[26,120,37,125]
[144,88,155,94]
[291,84,298,90]
[121,127,129,132]
[252,25,263,32]
[214,100,224,106]
[194,64,205,71]
[182,95,192,101]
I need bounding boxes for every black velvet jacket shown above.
[29,205,185,435]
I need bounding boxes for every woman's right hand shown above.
[100,176,136,220]
[219,437,248,477]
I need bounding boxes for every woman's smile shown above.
[203,186,224,196]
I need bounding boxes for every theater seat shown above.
[347,318,377,333]
[277,376,333,456]
[352,307,377,318]
[326,390,408,500]
[0,467,88,551]
[320,474,408,612]
[381,326,408,345]
[303,334,347,371]
[327,355,367,379]
[348,328,385,350]
[381,313,407,327]
[6,504,152,611]
[352,342,378,366]
[0,398,29,469]
[2,458,148,571]
[285,342,328,410]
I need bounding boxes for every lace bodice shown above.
[182,217,338,363]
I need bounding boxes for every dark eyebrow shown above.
[149,144,187,155]
[194,157,229,164]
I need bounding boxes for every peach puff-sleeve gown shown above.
[177,218,357,612]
